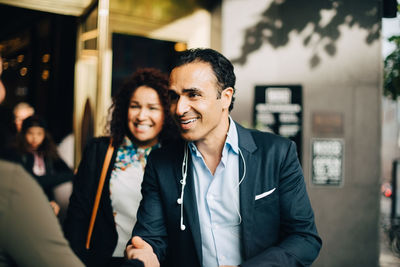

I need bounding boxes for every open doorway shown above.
[111,33,183,96]
[0,4,77,144]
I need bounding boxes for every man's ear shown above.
[221,87,233,110]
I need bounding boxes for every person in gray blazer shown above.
[0,159,83,267]
[125,48,322,267]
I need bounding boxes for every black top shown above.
[18,152,73,200]
[64,137,119,267]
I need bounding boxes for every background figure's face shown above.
[25,126,45,151]
[14,108,34,132]
[127,85,164,148]
[169,61,230,142]
[0,57,5,104]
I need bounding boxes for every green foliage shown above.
[384,35,400,99]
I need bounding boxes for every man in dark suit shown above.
[125,48,321,267]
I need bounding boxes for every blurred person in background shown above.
[64,68,177,267]
[0,56,16,158]
[13,101,34,132]
[13,115,73,215]
[0,53,83,266]
[55,131,76,223]
[0,56,5,104]
[57,132,75,170]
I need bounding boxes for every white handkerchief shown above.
[255,188,276,200]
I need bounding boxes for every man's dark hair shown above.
[173,48,236,111]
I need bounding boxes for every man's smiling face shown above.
[169,61,229,143]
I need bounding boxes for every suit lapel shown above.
[172,124,258,264]
[237,124,258,259]
[174,143,203,265]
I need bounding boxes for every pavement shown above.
[379,196,400,267]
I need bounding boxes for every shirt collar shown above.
[189,116,239,156]
[226,116,239,154]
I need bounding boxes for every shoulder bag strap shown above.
[85,139,115,250]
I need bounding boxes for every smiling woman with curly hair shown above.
[109,68,177,148]
[64,68,178,267]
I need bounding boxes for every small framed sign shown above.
[311,138,344,186]
[312,112,343,135]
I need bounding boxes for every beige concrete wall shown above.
[222,0,382,265]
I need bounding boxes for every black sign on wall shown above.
[253,85,302,162]
[311,138,344,186]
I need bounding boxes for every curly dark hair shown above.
[16,115,60,160]
[109,68,178,148]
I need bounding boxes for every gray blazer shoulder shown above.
[0,160,84,267]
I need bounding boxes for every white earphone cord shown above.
[178,143,188,230]
[234,147,246,225]
[177,143,246,231]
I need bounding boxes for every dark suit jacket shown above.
[64,137,119,267]
[132,123,322,267]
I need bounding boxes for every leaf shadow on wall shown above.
[231,0,380,68]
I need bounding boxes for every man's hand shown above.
[125,236,160,267]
